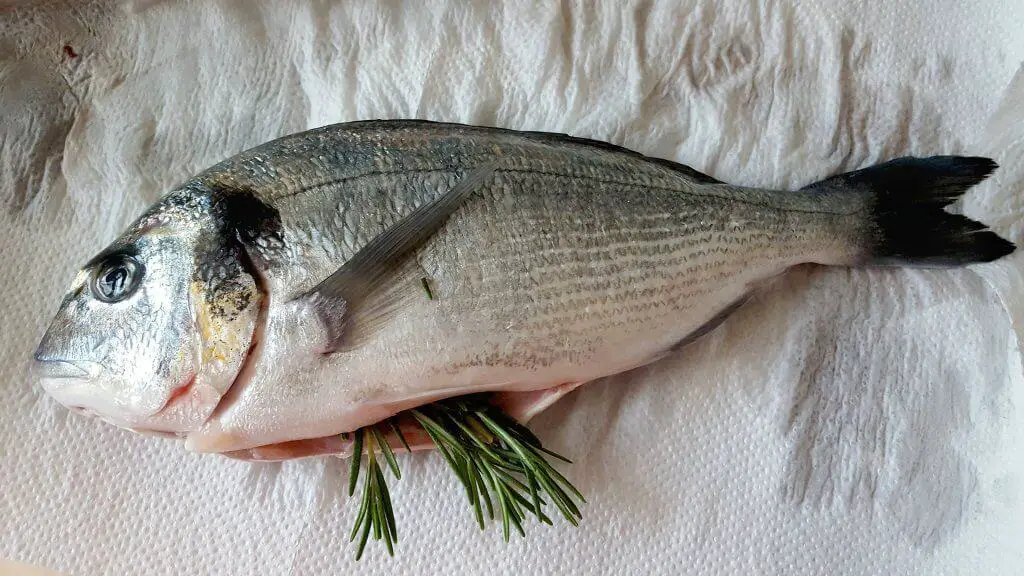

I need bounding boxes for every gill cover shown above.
[33,182,271,434]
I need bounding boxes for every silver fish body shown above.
[33,120,1015,456]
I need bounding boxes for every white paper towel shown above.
[2,1,1023,574]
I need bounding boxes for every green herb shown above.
[348,426,401,560]
[420,277,434,300]
[346,395,584,559]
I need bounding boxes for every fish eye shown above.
[91,255,144,303]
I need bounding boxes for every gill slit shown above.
[199,239,272,427]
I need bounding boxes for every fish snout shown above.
[31,355,91,379]
[32,328,94,381]
[30,355,113,413]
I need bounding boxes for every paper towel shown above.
[1,1,1023,574]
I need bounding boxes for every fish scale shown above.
[31,120,1014,459]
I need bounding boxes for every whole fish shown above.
[32,120,1015,460]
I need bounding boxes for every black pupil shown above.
[102,266,129,296]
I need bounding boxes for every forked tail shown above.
[806,156,1015,266]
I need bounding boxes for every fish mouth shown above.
[31,356,151,429]
[30,356,103,409]
[31,356,94,380]
[33,359,183,438]
[145,374,198,427]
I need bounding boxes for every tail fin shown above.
[807,156,1015,266]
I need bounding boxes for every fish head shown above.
[32,192,263,436]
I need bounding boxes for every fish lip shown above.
[32,356,186,437]
[128,427,183,439]
[31,356,93,380]
[151,373,197,417]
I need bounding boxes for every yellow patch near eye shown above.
[191,281,258,368]
[191,283,235,366]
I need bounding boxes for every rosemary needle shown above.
[346,396,585,560]
[349,424,400,560]
[347,429,363,497]
[371,426,401,479]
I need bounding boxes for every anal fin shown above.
[491,381,587,423]
[669,295,750,353]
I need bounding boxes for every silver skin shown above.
[34,192,261,435]
[34,120,871,455]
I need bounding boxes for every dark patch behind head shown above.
[210,184,283,246]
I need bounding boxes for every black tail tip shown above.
[843,155,1016,266]
[927,155,998,182]
[969,231,1017,263]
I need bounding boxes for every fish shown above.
[32,119,1016,460]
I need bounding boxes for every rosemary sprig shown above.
[347,426,402,560]
[345,395,584,559]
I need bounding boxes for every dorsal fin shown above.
[301,163,497,353]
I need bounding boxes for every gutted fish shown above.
[32,120,1015,457]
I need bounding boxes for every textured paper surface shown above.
[1,2,1023,574]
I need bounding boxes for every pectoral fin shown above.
[300,163,496,353]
